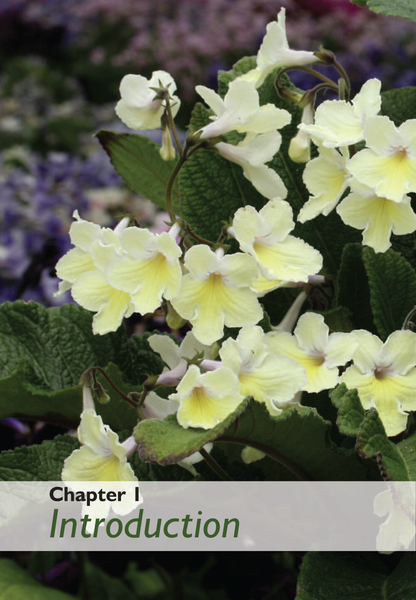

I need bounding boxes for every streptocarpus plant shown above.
[2,3,416,593]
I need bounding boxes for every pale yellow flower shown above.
[169,364,243,429]
[230,199,323,288]
[266,312,358,393]
[171,246,263,345]
[106,224,182,316]
[216,131,287,199]
[195,79,291,139]
[341,329,416,437]
[239,8,319,88]
[62,387,138,483]
[55,212,134,335]
[299,78,382,148]
[219,325,306,416]
[336,181,416,253]
[298,147,350,222]
[115,70,180,130]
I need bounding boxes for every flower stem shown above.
[333,58,351,101]
[199,447,234,481]
[219,438,313,481]
[308,81,339,96]
[87,367,139,409]
[77,552,89,600]
[165,96,183,155]
[165,155,186,223]
[403,306,416,330]
[277,65,337,89]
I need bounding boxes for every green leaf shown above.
[135,399,374,481]
[0,435,79,481]
[296,552,416,600]
[124,563,166,598]
[356,410,410,481]
[0,558,76,599]
[381,87,416,126]
[337,243,377,333]
[314,306,354,333]
[362,247,416,340]
[0,301,165,429]
[129,451,198,481]
[0,362,140,430]
[350,0,368,6]
[366,0,416,22]
[134,398,249,464]
[179,104,267,242]
[96,130,180,212]
[85,562,137,600]
[331,384,365,437]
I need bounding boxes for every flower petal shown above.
[253,235,322,282]
[55,248,95,284]
[294,312,328,355]
[380,330,416,374]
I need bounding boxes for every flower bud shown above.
[276,85,303,105]
[165,301,186,330]
[160,124,176,161]
[93,380,110,404]
[314,46,336,65]
[288,102,314,163]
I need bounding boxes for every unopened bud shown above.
[241,446,266,464]
[93,380,110,404]
[276,85,303,105]
[166,301,186,330]
[160,125,176,161]
[314,47,336,65]
[288,102,314,163]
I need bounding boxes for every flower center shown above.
[392,146,408,162]
[190,386,216,417]
[374,367,387,380]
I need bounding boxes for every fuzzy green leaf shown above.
[179,102,267,242]
[331,384,366,437]
[0,302,164,429]
[337,243,377,333]
[135,399,373,481]
[362,247,416,340]
[134,398,249,464]
[356,410,410,481]
[296,552,416,600]
[366,0,416,22]
[0,435,79,481]
[96,130,180,211]
[381,87,416,126]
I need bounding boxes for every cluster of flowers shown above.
[294,79,416,253]
[0,148,161,305]
[58,8,416,485]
